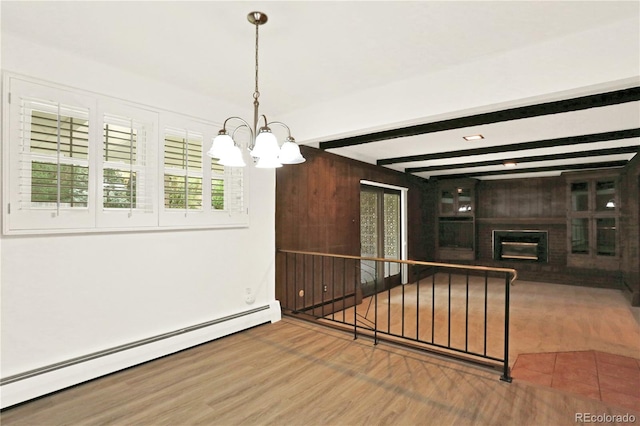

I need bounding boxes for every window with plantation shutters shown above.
[163,128,204,211]
[98,106,157,228]
[5,77,96,231]
[159,114,248,227]
[29,106,90,209]
[3,74,248,234]
[211,157,245,214]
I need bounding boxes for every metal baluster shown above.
[484,271,488,357]
[302,254,306,314]
[312,255,316,317]
[285,253,289,310]
[353,259,358,340]
[293,254,298,314]
[465,271,469,352]
[448,272,451,348]
[416,276,421,341]
[321,256,324,317]
[342,258,346,323]
[401,278,405,338]
[501,272,513,382]
[331,257,335,321]
[374,261,378,345]
[431,271,435,344]
[387,261,391,334]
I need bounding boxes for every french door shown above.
[360,184,403,297]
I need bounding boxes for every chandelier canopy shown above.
[207,11,305,168]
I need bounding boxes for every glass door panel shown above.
[360,190,378,295]
[360,185,401,297]
[384,192,401,278]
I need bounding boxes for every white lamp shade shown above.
[218,145,246,167]
[255,155,283,168]
[251,130,280,158]
[279,141,306,164]
[208,133,234,159]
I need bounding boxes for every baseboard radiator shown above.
[1,304,278,409]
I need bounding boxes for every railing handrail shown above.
[277,249,518,285]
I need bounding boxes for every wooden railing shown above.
[277,249,517,382]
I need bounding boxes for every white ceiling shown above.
[2,1,639,180]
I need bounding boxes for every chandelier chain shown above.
[254,22,260,101]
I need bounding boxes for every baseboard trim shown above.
[1,302,281,409]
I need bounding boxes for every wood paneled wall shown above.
[276,145,638,305]
[476,176,566,219]
[619,154,640,305]
[275,146,431,305]
[473,173,636,291]
[276,146,430,257]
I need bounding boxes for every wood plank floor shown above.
[2,281,639,425]
[331,277,640,364]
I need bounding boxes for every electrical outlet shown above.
[323,285,328,292]
[245,288,255,304]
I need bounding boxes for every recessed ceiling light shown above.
[463,134,484,141]
[503,161,517,167]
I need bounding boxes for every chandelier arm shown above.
[259,114,270,129]
[221,116,254,147]
[231,123,251,139]
[266,121,293,139]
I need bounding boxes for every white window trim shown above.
[97,100,159,229]
[2,73,249,235]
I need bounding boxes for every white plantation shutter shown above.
[97,105,158,228]
[211,157,245,215]
[3,74,248,234]
[23,102,90,210]
[163,127,204,211]
[160,114,248,227]
[6,78,96,231]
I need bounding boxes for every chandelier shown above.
[207,11,305,168]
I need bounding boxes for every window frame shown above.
[97,100,159,229]
[4,77,98,232]
[2,73,249,235]
[565,170,621,270]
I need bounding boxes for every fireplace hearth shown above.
[493,230,548,262]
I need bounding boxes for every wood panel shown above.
[276,146,431,303]
[277,148,638,294]
[476,176,566,219]
[619,154,640,305]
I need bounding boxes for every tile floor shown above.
[512,350,640,412]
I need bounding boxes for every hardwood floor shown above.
[2,281,639,425]
[332,277,640,364]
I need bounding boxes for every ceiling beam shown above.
[430,161,629,180]
[405,145,639,173]
[319,87,640,151]
[379,128,640,165]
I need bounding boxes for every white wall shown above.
[1,34,280,407]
